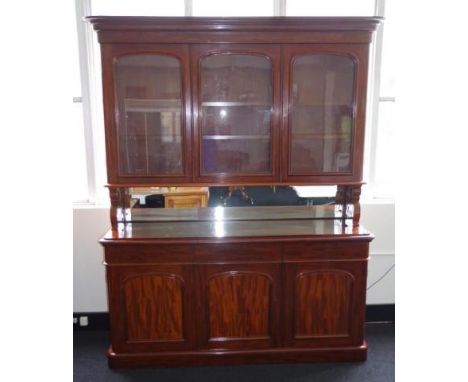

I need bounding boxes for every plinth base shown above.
[108,342,367,369]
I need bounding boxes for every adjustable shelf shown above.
[202,101,271,107]
[125,98,181,112]
[203,134,270,140]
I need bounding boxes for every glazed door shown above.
[107,264,196,353]
[102,44,192,184]
[192,45,281,183]
[284,261,367,348]
[282,44,370,183]
[198,263,281,350]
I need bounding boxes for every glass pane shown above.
[115,55,184,176]
[289,54,355,174]
[286,0,374,16]
[193,0,273,16]
[91,0,184,16]
[200,54,272,175]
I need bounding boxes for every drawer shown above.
[282,240,369,262]
[194,243,281,263]
[104,244,194,264]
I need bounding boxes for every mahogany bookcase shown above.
[87,16,381,368]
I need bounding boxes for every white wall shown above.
[73,202,395,312]
[361,202,395,304]
[73,206,109,312]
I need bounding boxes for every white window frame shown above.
[74,0,106,204]
[74,0,392,204]
[364,0,394,201]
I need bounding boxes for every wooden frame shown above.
[191,44,281,184]
[101,44,193,185]
[281,44,370,184]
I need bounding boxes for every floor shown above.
[74,323,394,382]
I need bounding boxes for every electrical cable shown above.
[367,264,395,290]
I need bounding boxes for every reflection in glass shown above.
[200,54,273,175]
[115,55,184,176]
[214,220,226,238]
[289,54,355,175]
[214,206,225,221]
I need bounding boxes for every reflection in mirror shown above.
[127,186,350,222]
[214,206,224,221]
[214,220,225,238]
[130,185,336,209]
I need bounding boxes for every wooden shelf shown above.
[125,98,181,112]
[203,135,270,140]
[104,219,366,239]
[130,205,349,222]
[202,101,271,107]
[293,103,351,107]
[291,132,349,139]
[125,134,182,138]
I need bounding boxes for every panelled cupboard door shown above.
[281,44,370,183]
[198,263,281,350]
[106,264,196,353]
[101,44,192,184]
[191,44,281,184]
[284,261,367,347]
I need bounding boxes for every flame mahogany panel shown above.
[294,271,353,336]
[208,272,271,338]
[199,263,281,350]
[123,274,184,341]
[107,264,197,353]
[284,260,367,348]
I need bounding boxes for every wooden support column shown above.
[335,184,362,227]
[122,187,131,222]
[108,186,125,230]
[335,185,348,221]
[348,185,362,227]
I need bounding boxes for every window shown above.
[74,0,394,203]
[193,0,274,16]
[91,0,185,16]
[371,0,395,198]
[72,16,89,203]
[286,0,375,16]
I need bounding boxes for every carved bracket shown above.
[108,187,131,230]
[335,185,347,205]
[335,184,362,227]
